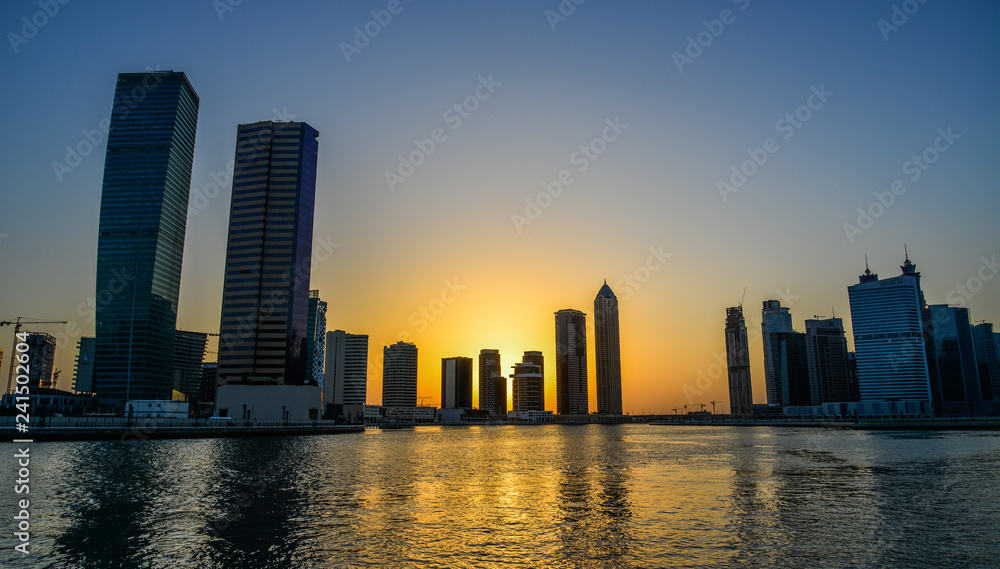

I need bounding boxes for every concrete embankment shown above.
[1,418,364,442]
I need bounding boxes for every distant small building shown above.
[215,384,321,422]
[1,387,95,416]
[124,400,190,419]
[73,337,96,394]
[507,410,553,422]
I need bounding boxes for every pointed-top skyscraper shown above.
[594,280,623,414]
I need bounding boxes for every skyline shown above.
[2,1,999,413]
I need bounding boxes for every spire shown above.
[859,255,878,283]
[596,280,616,299]
[900,245,916,275]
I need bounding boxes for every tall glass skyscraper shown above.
[804,318,852,404]
[761,299,793,406]
[725,306,753,415]
[382,341,417,407]
[594,282,623,415]
[217,121,319,386]
[847,257,931,402]
[478,349,505,417]
[555,309,588,415]
[441,357,473,409]
[95,71,199,405]
[306,290,328,386]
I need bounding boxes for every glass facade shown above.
[217,121,319,385]
[554,309,588,415]
[95,71,199,405]
[594,283,623,415]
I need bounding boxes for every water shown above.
[2,425,999,568]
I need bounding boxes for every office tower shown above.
[73,337,96,393]
[441,357,473,409]
[383,341,417,407]
[847,351,860,402]
[511,355,544,412]
[307,290,327,386]
[725,306,753,415]
[478,349,505,417]
[325,330,370,406]
[768,331,811,406]
[847,257,931,402]
[555,309,588,415]
[761,300,793,406]
[94,71,199,404]
[523,350,544,375]
[173,330,208,396]
[924,305,982,415]
[217,121,319,386]
[594,282,623,414]
[972,323,1000,401]
[804,318,853,404]
[24,332,56,388]
[199,362,218,404]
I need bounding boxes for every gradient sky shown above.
[1,0,998,413]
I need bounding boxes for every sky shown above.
[1,0,998,413]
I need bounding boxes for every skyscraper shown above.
[478,349,505,417]
[594,282,623,415]
[768,331,811,406]
[383,341,417,407]
[512,353,544,412]
[217,121,319,386]
[725,306,753,415]
[73,337,96,394]
[173,330,208,396]
[761,300,793,406]
[555,309,588,415]
[847,257,931,402]
[972,323,1000,402]
[924,305,982,415]
[306,290,328,386]
[94,71,199,405]
[441,357,473,409]
[325,330,369,406]
[24,332,56,388]
[804,318,852,404]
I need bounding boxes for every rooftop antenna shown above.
[739,286,747,309]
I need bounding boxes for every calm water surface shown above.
[1,425,999,568]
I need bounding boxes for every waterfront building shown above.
[594,282,623,414]
[325,330,369,406]
[24,332,57,388]
[94,71,199,405]
[478,349,505,418]
[512,352,544,412]
[441,357,473,409]
[725,306,753,415]
[805,318,853,404]
[173,330,208,397]
[972,323,1000,401]
[761,300,793,406]
[924,305,982,415]
[768,331,811,406]
[216,121,319,387]
[307,290,327,386]
[73,337,96,393]
[382,341,417,407]
[555,309,588,415]
[847,256,931,402]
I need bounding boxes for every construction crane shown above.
[710,400,719,414]
[1,318,69,394]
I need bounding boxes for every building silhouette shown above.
[307,290,327,386]
[479,349,505,417]
[383,341,417,407]
[847,256,931,402]
[512,353,544,412]
[325,330,369,406]
[594,282,623,414]
[555,309,588,415]
[73,337,96,394]
[441,357,473,409]
[217,121,319,386]
[94,71,199,405]
[805,318,853,404]
[767,331,811,406]
[173,330,208,397]
[761,300,793,406]
[24,332,56,388]
[924,305,982,415]
[725,306,753,415]
[972,323,1000,401]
